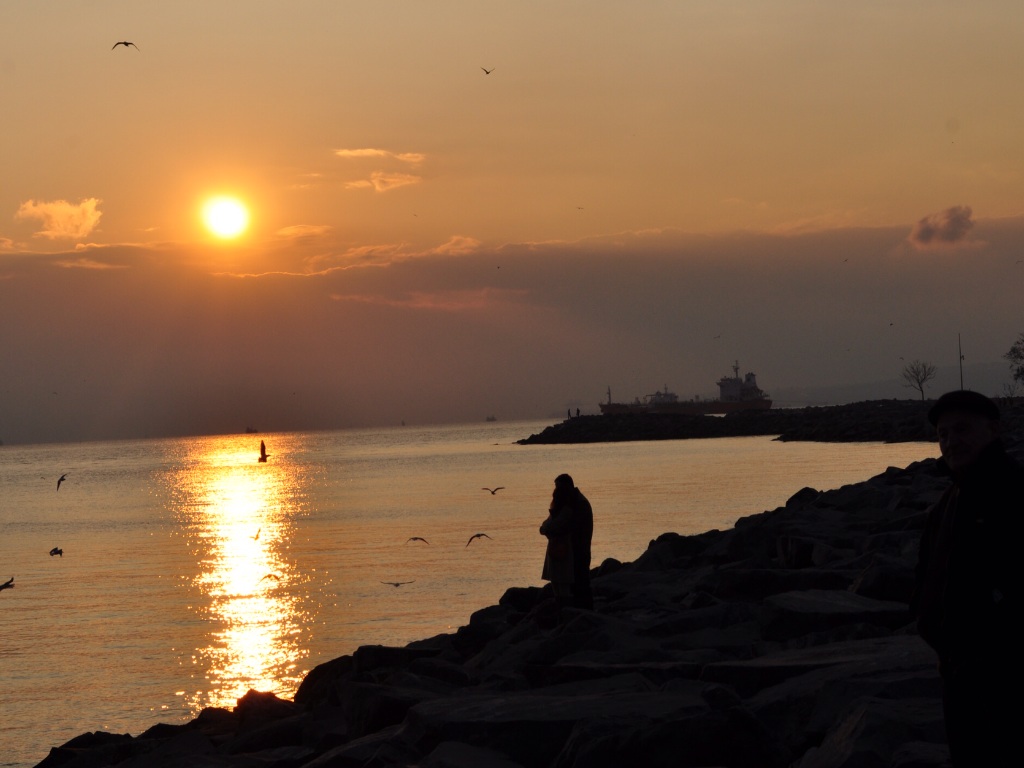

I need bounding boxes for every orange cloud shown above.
[334,148,425,164]
[346,172,422,192]
[429,235,481,255]
[276,224,333,239]
[54,257,128,270]
[16,198,103,240]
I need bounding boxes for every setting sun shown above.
[202,196,250,239]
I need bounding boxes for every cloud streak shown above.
[276,224,333,239]
[345,171,422,193]
[16,198,103,240]
[330,287,526,312]
[334,148,425,164]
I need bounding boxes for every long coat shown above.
[540,505,574,585]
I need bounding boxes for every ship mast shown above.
[732,360,739,378]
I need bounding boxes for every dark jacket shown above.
[568,488,593,583]
[913,441,1023,667]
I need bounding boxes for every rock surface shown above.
[518,398,1024,445]
[41,436,1022,767]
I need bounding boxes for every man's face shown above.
[936,410,1000,474]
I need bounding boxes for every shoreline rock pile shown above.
[519,398,1024,445]
[37,438,999,767]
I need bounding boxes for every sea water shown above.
[0,421,937,766]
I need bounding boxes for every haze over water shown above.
[0,422,936,766]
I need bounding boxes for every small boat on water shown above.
[600,361,772,415]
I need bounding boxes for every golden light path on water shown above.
[170,435,310,710]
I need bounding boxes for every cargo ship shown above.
[599,361,772,415]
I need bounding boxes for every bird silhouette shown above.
[481,487,504,495]
[253,528,261,541]
[112,41,139,50]
[57,473,68,491]
[466,532,492,547]
[259,440,269,463]
[49,547,63,557]
[381,580,415,587]
[406,537,429,544]
[258,573,280,583]
[481,67,494,75]
[0,576,13,592]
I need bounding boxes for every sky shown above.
[2,1,1024,444]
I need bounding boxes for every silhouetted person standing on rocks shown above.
[540,473,593,610]
[913,390,1022,766]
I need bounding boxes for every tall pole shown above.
[958,333,964,389]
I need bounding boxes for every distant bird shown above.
[57,473,68,491]
[259,440,269,463]
[466,532,492,547]
[406,537,429,544]
[49,547,63,557]
[0,576,13,592]
[253,528,261,541]
[481,67,494,75]
[381,580,415,587]
[112,41,139,50]
[258,573,280,583]
[481,487,504,495]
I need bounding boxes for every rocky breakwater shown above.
[519,398,1024,445]
[40,447,1006,768]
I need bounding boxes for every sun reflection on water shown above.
[171,435,311,711]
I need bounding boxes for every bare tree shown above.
[901,359,937,400]
[1004,333,1024,385]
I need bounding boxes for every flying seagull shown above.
[481,67,494,75]
[482,487,504,495]
[253,528,261,541]
[49,547,63,557]
[259,440,269,463]
[112,41,139,50]
[466,532,492,547]
[406,537,429,544]
[0,577,13,592]
[381,580,415,587]
[57,473,68,491]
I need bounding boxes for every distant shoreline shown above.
[518,398,1024,445]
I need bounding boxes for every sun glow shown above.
[202,196,250,239]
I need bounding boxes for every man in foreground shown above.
[913,390,1021,765]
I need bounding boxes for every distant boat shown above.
[600,360,772,415]
[485,415,497,422]
[245,426,259,434]
[259,440,269,463]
